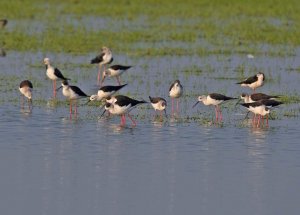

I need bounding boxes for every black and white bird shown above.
[149,96,167,118]
[240,93,280,103]
[19,80,33,109]
[240,100,282,126]
[44,58,70,98]
[90,46,113,85]
[193,93,237,122]
[57,80,89,115]
[88,84,127,103]
[169,80,183,114]
[103,65,132,85]
[101,95,147,126]
[237,72,265,92]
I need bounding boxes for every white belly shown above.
[46,67,57,80]
[169,86,182,98]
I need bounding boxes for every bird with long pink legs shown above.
[240,99,283,127]
[44,58,70,98]
[193,93,237,123]
[101,95,147,127]
[90,47,113,86]
[56,80,89,118]
[169,80,183,115]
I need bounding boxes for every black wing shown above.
[54,68,69,80]
[110,65,132,70]
[100,84,127,92]
[237,74,258,84]
[20,80,33,89]
[116,95,147,107]
[210,93,236,101]
[260,99,283,107]
[149,96,166,104]
[251,93,279,101]
[70,86,89,97]
[90,53,105,64]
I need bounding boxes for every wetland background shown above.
[1,1,300,214]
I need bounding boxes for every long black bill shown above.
[244,111,250,120]
[56,86,62,91]
[192,101,200,108]
[85,99,91,105]
[100,109,107,117]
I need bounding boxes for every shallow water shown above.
[1,50,300,214]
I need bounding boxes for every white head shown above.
[43,58,50,65]
[192,95,207,108]
[262,107,270,116]
[257,72,265,81]
[89,95,98,101]
[240,93,250,102]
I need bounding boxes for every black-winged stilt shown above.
[101,95,147,126]
[57,80,89,115]
[237,72,265,92]
[149,96,167,119]
[88,84,127,103]
[240,99,283,126]
[44,58,70,98]
[102,65,132,85]
[240,92,280,103]
[169,80,183,114]
[19,80,33,109]
[193,93,237,122]
[90,46,113,86]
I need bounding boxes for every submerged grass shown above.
[1,0,300,56]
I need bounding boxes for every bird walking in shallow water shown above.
[90,46,113,86]
[240,99,283,127]
[88,84,127,103]
[149,96,167,119]
[169,80,183,115]
[193,93,237,122]
[44,58,70,98]
[101,95,147,126]
[19,80,33,110]
[103,65,132,86]
[240,92,280,103]
[237,72,265,92]
[57,80,89,116]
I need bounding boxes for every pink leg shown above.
[75,101,77,116]
[176,98,179,113]
[217,106,222,122]
[128,113,137,126]
[69,100,72,114]
[266,114,269,126]
[257,115,261,127]
[97,65,102,85]
[214,106,218,122]
[20,95,24,108]
[54,80,57,98]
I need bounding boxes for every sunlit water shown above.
[1,51,300,214]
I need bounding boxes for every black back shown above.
[260,99,283,107]
[90,53,105,64]
[251,93,280,101]
[100,84,127,92]
[20,80,33,89]
[237,74,258,84]
[54,68,69,80]
[70,85,89,97]
[149,96,166,104]
[110,65,132,70]
[209,93,236,101]
[115,95,147,107]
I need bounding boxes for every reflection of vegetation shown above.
[0,0,299,55]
